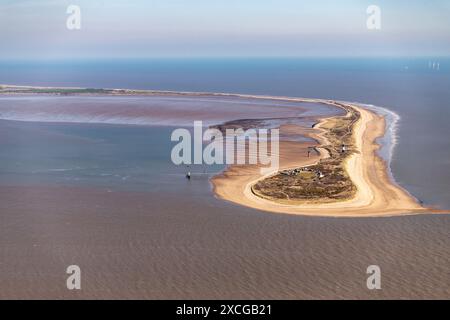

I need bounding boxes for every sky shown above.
[1,0,449,59]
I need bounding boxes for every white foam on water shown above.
[343,100,401,185]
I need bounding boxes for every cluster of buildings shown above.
[280,166,325,179]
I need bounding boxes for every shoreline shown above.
[0,84,440,217]
[251,101,358,205]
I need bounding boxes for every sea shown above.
[0,58,449,299]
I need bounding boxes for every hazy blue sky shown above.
[1,0,449,58]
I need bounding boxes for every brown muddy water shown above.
[0,95,449,299]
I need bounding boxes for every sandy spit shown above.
[212,100,431,217]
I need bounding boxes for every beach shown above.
[212,101,429,217]
[0,86,437,217]
[0,86,440,217]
